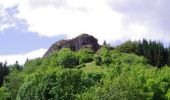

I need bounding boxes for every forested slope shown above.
[1,45,170,100]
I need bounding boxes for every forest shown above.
[1,39,170,100]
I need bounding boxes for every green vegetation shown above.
[0,62,9,86]
[16,68,98,100]
[1,40,170,99]
[56,48,79,68]
[76,48,94,64]
[115,39,170,67]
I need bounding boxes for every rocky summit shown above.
[43,34,100,57]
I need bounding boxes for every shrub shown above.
[115,41,137,53]
[94,55,102,66]
[76,48,94,64]
[3,70,24,99]
[17,68,99,100]
[57,48,79,68]
[48,50,59,67]
[102,57,112,66]
[24,58,43,73]
[77,72,146,100]
[0,87,10,100]
[94,47,112,66]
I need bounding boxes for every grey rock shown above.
[43,34,100,58]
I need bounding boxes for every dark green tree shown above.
[0,62,9,86]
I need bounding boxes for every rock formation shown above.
[43,34,100,57]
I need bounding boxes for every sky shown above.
[0,0,170,64]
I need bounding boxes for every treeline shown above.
[0,61,22,87]
[116,39,170,68]
[0,62,9,86]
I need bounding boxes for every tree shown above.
[0,62,9,86]
[3,70,24,99]
[24,58,43,73]
[116,41,137,53]
[96,47,112,66]
[76,48,94,64]
[103,40,107,46]
[94,55,102,66]
[0,87,10,100]
[57,48,79,68]
[16,68,99,100]
[11,61,23,71]
[167,46,170,66]
[117,39,169,68]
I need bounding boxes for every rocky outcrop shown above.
[43,34,100,58]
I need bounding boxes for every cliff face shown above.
[43,34,100,57]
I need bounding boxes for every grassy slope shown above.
[80,62,108,73]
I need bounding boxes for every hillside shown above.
[1,34,170,100]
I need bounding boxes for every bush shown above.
[76,48,94,64]
[24,58,43,73]
[3,70,24,99]
[102,57,112,66]
[57,48,79,68]
[94,47,112,66]
[0,87,10,100]
[115,41,137,53]
[94,55,102,66]
[16,68,99,100]
[48,51,59,67]
[77,71,146,100]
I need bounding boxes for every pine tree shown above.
[167,46,170,66]
[0,62,9,86]
[103,40,107,46]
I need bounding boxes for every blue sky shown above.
[0,5,65,55]
[1,0,170,64]
[0,5,64,54]
[0,27,65,55]
[0,4,67,64]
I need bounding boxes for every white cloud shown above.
[0,0,129,44]
[15,0,127,44]
[1,0,170,44]
[0,48,47,65]
[108,0,170,42]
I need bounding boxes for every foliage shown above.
[24,58,43,73]
[76,63,86,69]
[2,40,170,100]
[94,46,112,66]
[48,50,59,67]
[116,39,170,68]
[94,55,102,66]
[57,48,79,68]
[116,40,137,53]
[3,70,24,100]
[16,68,100,100]
[76,48,94,64]
[0,87,10,100]
[77,75,145,100]
[0,62,9,86]
[10,61,23,71]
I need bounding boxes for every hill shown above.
[1,34,170,100]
